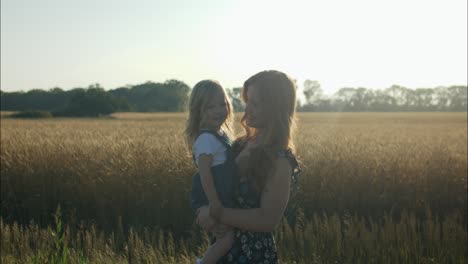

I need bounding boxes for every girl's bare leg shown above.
[200,225,234,264]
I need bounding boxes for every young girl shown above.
[184,80,238,264]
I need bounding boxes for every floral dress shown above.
[217,142,301,264]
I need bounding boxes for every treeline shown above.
[1,80,466,116]
[299,80,467,111]
[0,80,191,116]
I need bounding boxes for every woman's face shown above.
[245,85,266,128]
[203,90,228,130]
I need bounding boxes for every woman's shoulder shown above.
[275,149,302,182]
[276,149,298,164]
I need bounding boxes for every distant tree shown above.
[351,87,373,111]
[122,80,189,112]
[1,81,466,113]
[370,89,397,111]
[163,79,191,111]
[109,87,133,111]
[226,87,243,112]
[446,85,468,111]
[303,80,322,105]
[11,110,52,118]
[48,87,64,93]
[54,85,125,117]
[414,88,434,110]
[335,87,356,111]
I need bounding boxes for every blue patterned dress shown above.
[217,141,301,264]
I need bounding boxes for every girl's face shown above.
[245,85,266,128]
[202,90,228,130]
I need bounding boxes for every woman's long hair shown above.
[237,70,297,192]
[184,80,233,152]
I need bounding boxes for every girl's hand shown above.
[196,206,217,231]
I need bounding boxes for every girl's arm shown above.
[198,154,222,207]
[199,157,292,232]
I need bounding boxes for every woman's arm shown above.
[198,157,292,232]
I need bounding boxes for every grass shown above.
[1,112,466,263]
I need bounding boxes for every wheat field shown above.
[1,112,467,263]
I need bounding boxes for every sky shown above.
[1,0,467,96]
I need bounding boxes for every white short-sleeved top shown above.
[193,133,227,167]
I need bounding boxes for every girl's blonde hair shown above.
[184,80,234,151]
[237,70,297,192]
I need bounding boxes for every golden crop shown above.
[1,112,466,263]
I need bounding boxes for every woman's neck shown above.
[250,129,265,146]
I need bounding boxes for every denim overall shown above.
[190,130,239,212]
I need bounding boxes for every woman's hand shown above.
[196,206,217,232]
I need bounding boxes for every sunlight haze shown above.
[1,0,467,95]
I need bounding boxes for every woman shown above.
[197,70,301,263]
